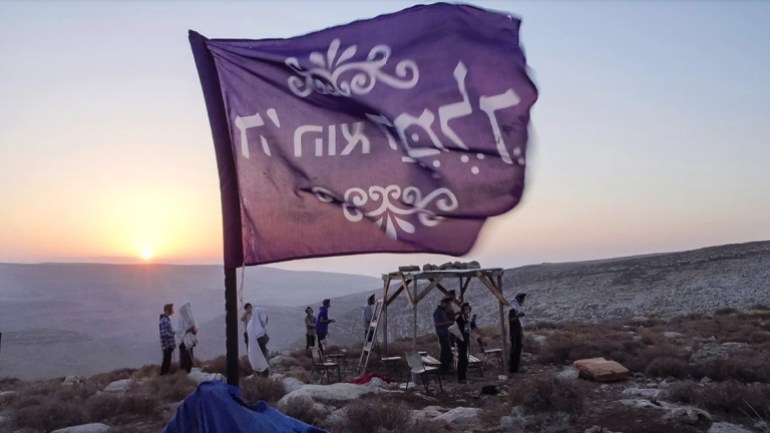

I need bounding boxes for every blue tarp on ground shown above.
[163,381,328,433]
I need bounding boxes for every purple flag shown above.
[190,3,538,267]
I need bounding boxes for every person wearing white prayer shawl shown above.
[247,306,270,376]
[176,302,198,373]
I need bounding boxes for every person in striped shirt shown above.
[159,303,176,375]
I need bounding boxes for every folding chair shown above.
[403,352,443,394]
[478,337,504,370]
[310,347,341,384]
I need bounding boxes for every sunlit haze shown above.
[1,1,768,276]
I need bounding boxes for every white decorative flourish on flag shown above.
[285,39,420,98]
[311,185,458,240]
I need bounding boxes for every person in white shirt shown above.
[508,293,526,373]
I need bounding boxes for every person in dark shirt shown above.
[433,297,454,374]
[316,299,335,355]
[508,293,527,373]
[455,302,472,383]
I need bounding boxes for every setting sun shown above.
[140,247,154,261]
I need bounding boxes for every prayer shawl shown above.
[247,307,269,372]
[177,302,198,349]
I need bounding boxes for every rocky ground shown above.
[1,307,768,433]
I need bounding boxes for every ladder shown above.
[357,298,384,374]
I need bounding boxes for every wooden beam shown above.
[414,277,442,304]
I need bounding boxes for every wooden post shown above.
[412,300,417,351]
[225,267,239,386]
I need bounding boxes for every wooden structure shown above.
[379,266,510,372]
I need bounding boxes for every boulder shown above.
[663,406,711,427]
[622,387,660,399]
[188,368,224,385]
[707,422,754,433]
[574,357,629,382]
[433,407,480,429]
[410,405,446,421]
[63,375,81,386]
[663,331,685,339]
[279,375,306,393]
[270,355,298,368]
[0,391,18,405]
[103,379,131,393]
[51,423,112,433]
[277,382,386,405]
[690,342,749,363]
[556,367,580,381]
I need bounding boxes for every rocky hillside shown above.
[329,241,770,346]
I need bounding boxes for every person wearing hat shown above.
[508,293,527,373]
[433,297,454,374]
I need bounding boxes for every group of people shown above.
[160,291,527,381]
[157,302,199,375]
[433,290,527,383]
[157,301,272,377]
[304,298,336,355]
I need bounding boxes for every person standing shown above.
[177,302,198,374]
[456,302,472,383]
[304,306,316,355]
[316,299,335,355]
[433,298,453,374]
[158,303,175,375]
[241,303,253,347]
[362,294,375,341]
[508,293,527,373]
[247,306,270,376]
[445,290,458,347]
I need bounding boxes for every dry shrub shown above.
[13,398,89,431]
[11,378,109,430]
[699,382,770,418]
[667,380,770,419]
[87,392,161,421]
[645,356,690,378]
[240,376,286,405]
[286,369,311,383]
[130,364,164,380]
[202,355,253,377]
[666,380,698,405]
[89,368,134,386]
[341,397,411,433]
[411,419,451,433]
[131,372,198,402]
[510,376,589,417]
[715,308,739,316]
[536,330,642,369]
[278,396,324,426]
[695,351,770,383]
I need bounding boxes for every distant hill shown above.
[0,263,379,380]
[327,241,770,347]
[1,241,768,380]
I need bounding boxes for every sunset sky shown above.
[1,1,768,276]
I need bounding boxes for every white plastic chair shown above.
[403,352,443,393]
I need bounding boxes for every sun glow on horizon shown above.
[140,246,154,261]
